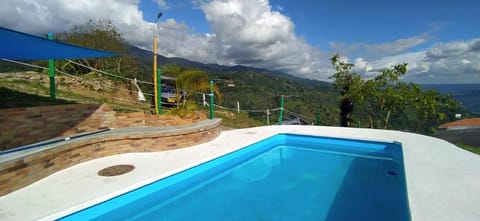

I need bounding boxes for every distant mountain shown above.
[421,84,480,114]
[127,45,337,125]
[127,45,331,88]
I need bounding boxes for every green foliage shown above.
[0,87,74,108]
[56,19,139,78]
[455,143,480,155]
[215,110,264,129]
[164,100,200,117]
[162,65,222,114]
[330,53,464,132]
[330,53,363,126]
[207,70,338,126]
[399,86,465,133]
[359,63,408,129]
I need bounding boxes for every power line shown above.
[2,59,318,124]
[65,59,153,85]
[213,104,280,113]
[284,109,315,122]
[2,59,46,70]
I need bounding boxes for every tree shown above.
[162,65,221,115]
[330,53,363,127]
[360,63,408,129]
[330,53,464,132]
[404,85,464,133]
[56,19,139,78]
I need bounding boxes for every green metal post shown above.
[315,110,320,125]
[157,68,162,114]
[278,95,284,125]
[209,80,214,119]
[357,120,361,128]
[48,33,56,100]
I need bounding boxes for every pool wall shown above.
[0,119,222,196]
[59,133,409,220]
[3,125,477,221]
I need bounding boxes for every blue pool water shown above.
[59,134,410,221]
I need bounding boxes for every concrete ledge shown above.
[0,118,222,196]
[0,125,479,221]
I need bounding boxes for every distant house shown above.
[439,118,480,130]
[225,80,235,87]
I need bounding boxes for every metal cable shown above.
[65,59,153,85]
[1,59,47,70]
[284,109,315,121]
[213,104,280,113]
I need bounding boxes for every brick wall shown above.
[0,104,112,150]
[0,118,222,196]
[114,111,206,128]
[0,104,207,151]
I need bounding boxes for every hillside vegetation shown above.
[0,71,267,129]
[0,19,470,133]
[0,71,147,111]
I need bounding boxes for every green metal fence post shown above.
[157,68,162,115]
[316,110,321,125]
[209,80,214,119]
[278,95,284,125]
[47,33,56,100]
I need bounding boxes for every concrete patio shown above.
[0,125,479,221]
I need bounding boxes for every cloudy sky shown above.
[1,0,479,83]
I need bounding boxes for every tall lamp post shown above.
[153,12,162,115]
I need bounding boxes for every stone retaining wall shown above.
[0,103,207,151]
[0,119,222,196]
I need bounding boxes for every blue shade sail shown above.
[0,27,117,60]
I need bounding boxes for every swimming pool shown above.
[59,133,410,220]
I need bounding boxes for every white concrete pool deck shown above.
[1,125,479,221]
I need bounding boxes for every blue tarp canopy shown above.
[0,27,117,60]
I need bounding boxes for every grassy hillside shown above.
[128,46,340,125]
[0,87,74,108]
[0,71,270,128]
[0,71,149,112]
[208,70,339,126]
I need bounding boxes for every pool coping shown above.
[0,119,222,196]
[1,125,479,221]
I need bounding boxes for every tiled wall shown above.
[0,104,207,151]
[0,118,222,196]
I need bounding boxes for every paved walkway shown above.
[1,125,479,221]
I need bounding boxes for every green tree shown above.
[162,65,221,115]
[405,85,464,133]
[56,19,139,78]
[330,53,463,132]
[360,63,408,129]
[330,53,363,127]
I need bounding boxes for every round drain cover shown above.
[98,164,135,176]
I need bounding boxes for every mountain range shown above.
[127,45,330,88]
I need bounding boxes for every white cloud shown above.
[353,57,373,77]
[369,51,428,74]
[363,32,430,58]
[348,39,480,84]
[155,0,169,9]
[0,0,146,35]
[420,39,480,83]
[0,0,211,64]
[0,0,478,83]
[200,0,327,78]
[0,0,331,80]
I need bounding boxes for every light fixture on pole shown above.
[153,12,162,115]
